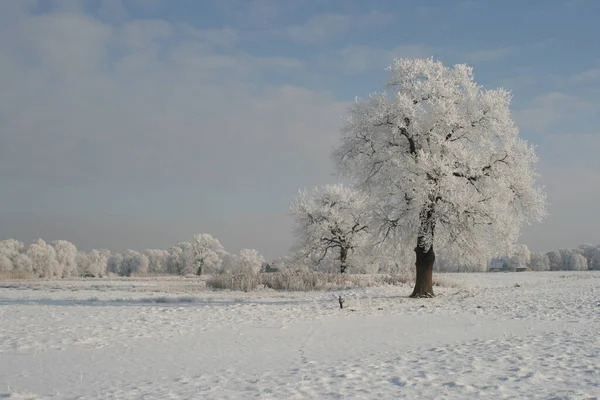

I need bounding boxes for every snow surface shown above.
[1,272,599,399]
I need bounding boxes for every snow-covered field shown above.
[1,272,599,399]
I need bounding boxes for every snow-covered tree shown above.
[568,253,588,271]
[578,244,600,270]
[530,252,550,271]
[107,253,123,275]
[546,250,563,271]
[145,249,169,274]
[76,251,91,277]
[0,239,26,272]
[119,250,148,276]
[166,245,186,275]
[236,249,265,273]
[290,184,372,273]
[185,234,226,275]
[53,240,78,278]
[79,249,110,277]
[13,253,33,273]
[510,244,531,270]
[332,58,546,297]
[27,239,60,278]
[0,254,12,272]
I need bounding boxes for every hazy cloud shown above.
[569,67,600,83]
[0,4,348,257]
[465,47,518,63]
[285,11,394,45]
[327,44,437,73]
[514,92,596,133]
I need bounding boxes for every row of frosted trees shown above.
[503,244,599,272]
[288,185,598,273]
[0,234,265,278]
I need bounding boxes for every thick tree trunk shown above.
[339,247,348,274]
[196,262,202,276]
[410,243,435,298]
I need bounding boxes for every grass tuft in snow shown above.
[0,271,37,281]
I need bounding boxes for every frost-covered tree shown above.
[510,244,531,270]
[236,249,265,273]
[332,58,546,297]
[27,239,60,278]
[220,249,265,274]
[578,244,600,270]
[558,249,575,270]
[53,240,78,278]
[0,254,11,273]
[166,245,186,275]
[76,251,91,277]
[568,253,588,271]
[145,249,169,274]
[0,239,26,273]
[119,250,148,276]
[107,253,123,275]
[546,250,563,271]
[290,184,372,273]
[79,249,110,277]
[186,234,226,275]
[530,252,550,271]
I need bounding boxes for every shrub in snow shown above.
[207,271,367,292]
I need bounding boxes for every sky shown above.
[1,0,599,260]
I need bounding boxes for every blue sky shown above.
[1,0,599,259]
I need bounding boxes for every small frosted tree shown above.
[145,249,169,274]
[236,249,265,273]
[530,252,550,271]
[332,58,546,297]
[568,253,588,271]
[53,240,78,278]
[0,239,26,273]
[166,245,186,275]
[186,234,226,275]
[290,184,371,273]
[107,253,123,275]
[27,239,60,278]
[119,250,148,276]
[510,244,531,270]
[84,249,111,277]
[546,250,563,271]
[0,254,12,272]
[578,244,600,270]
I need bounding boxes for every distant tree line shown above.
[0,234,265,278]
